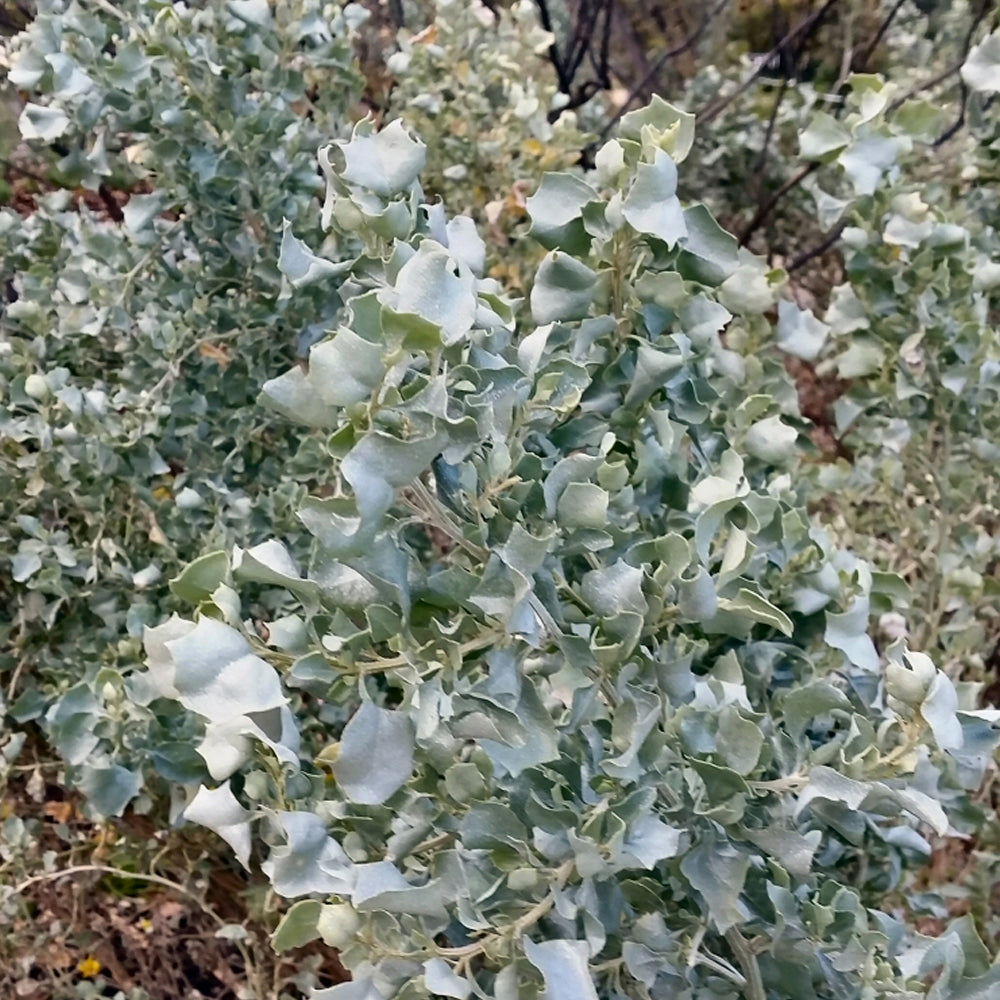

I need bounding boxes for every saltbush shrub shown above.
[0,0,597,816]
[384,0,591,236]
[0,0,362,812]
[3,4,1000,999]
[148,102,1000,998]
[786,63,1000,682]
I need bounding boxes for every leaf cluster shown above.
[153,104,1000,999]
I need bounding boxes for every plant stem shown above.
[750,772,807,793]
[436,859,575,961]
[725,927,766,1000]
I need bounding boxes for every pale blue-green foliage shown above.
[152,108,1000,998]
[0,0,362,811]
[783,70,1000,679]
[383,0,592,229]
[672,1,973,264]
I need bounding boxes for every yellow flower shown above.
[77,956,101,978]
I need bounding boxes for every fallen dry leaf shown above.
[198,341,233,370]
[43,800,74,825]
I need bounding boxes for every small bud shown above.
[25,374,49,400]
[595,140,625,185]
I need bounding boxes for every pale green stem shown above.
[725,927,766,1000]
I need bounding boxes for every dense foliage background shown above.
[1,1,1000,998]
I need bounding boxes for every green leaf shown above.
[262,811,353,898]
[677,566,718,623]
[149,742,208,785]
[744,416,799,466]
[680,838,749,932]
[893,100,944,141]
[260,367,338,428]
[161,617,287,721]
[336,119,426,198]
[624,344,684,408]
[619,95,696,163]
[424,958,472,999]
[170,551,229,603]
[530,251,596,324]
[946,967,1000,1000]
[332,702,415,804]
[461,802,529,850]
[899,916,994,994]
[523,938,599,1000]
[351,860,446,917]
[825,283,869,334]
[557,482,609,529]
[123,194,167,235]
[342,428,445,520]
[478,678,560,777]
[677,204,740,285]
[394,241,477,344]
[620,815,683,869]
[582,561,647,616]
[44,52,94,100]
[744,828,821,878]
[776,300,830,362]
[961,31,1000,93]
[311,981,384,1000]
[185,783,253,869]
[635,269,686,310]
[78,764,142,819]
[922,672,963,752]
[622,150,687,246]
[893,787,948,836]
[720,588,794,637]
[18,102,70,141]
[795,766,870,817]
[840,134,904,196]
[147,617,296,779]
[316,904,361,950]
[717,706,764,776]
[11,551,42,583]
[719,263,776,314]
[381,304,444,353]
[279,221,350,288]
[526,173,599,255]
[227,0,272,26]
[233,540,318,602]
[442,214,486,276]
[799,112,850,161]
[272,899,322,952]
[782,683,851,739]
[825,600,879,672]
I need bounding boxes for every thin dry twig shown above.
[857,0,908,70]
[698,0,840,125]
[739,161,819,247]
[788,219,847,273]
[599,0,731,140]
[933,0,995,146]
